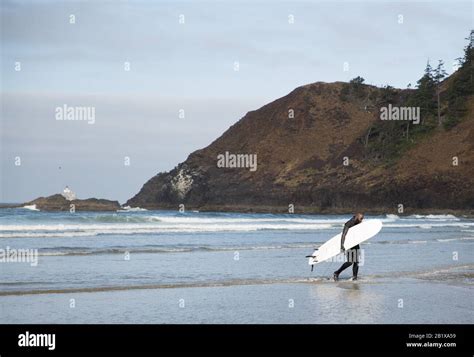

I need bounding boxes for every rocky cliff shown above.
[127,44,474,214]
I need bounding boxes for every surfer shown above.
[333,213,364,281]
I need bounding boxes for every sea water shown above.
[0,209,472,323]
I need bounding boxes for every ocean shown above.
[0,208,473,324]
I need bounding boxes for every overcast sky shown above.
[1,0,472,203]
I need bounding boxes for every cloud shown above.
[1,0,472,202]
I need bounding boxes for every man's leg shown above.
[333,251,353,280]
[334,262,352,275]
[352,247,360,280]
[352,262,359,279]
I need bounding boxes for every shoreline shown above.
[116,204,474,218]
[3,203,474,217]
[2,277,472,324]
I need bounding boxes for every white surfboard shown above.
[308,219,382,265]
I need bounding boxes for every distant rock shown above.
[24,194,121,212]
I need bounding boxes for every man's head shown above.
[355,212,364,222]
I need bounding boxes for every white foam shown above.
[21,204,39,211]
[437,238,458,242]
[409,214,460,221]
[145,216,346,224]
[117,206,147,212]
[2,211,471,239]
[436,238,474,242]
[0,231,96,238]
[384,223,474,228]
[0,222,334,238]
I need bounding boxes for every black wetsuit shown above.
[334,216,361,278]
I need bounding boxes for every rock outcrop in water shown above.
[25,194,121,212]
[127,40,474,214]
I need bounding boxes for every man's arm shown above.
[340,225,349,251]
[341,216,358,251]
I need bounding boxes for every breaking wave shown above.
[21,204,39,211]
[0,210,471,239]
[0,223,335,238]
[15,236,473,257]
